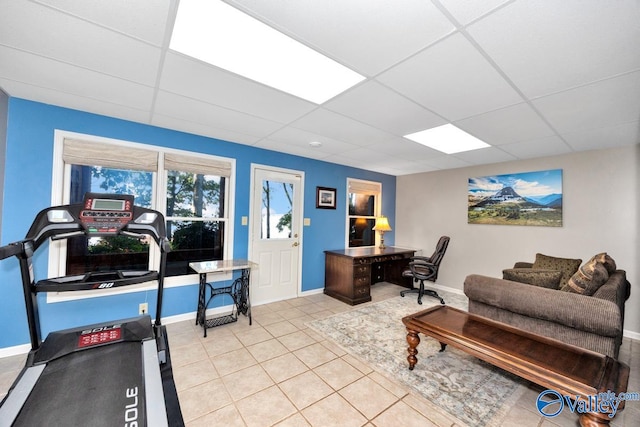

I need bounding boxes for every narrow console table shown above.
[324,247,415,305]
[402,305,629,426]
[189,260,257,337]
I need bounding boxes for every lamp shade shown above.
[372,216,392,232]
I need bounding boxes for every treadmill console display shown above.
[77,324,122,348]
[80,193,134,234]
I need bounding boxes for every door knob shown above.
[292,241,299,247]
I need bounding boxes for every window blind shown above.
[63,139,158,171]
[348,179,381,194]
[164,152,232,177]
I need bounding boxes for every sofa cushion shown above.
[532,253,582,288]
[562,258,609,296]
[502,268,563,289]
[592,252,617,275]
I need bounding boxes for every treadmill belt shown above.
[16,342,146,427]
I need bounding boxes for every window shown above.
[346,178,381,248]
[49,132,235,298]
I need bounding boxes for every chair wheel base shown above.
[399,285,445,305]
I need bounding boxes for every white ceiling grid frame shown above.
[0,0,637,175]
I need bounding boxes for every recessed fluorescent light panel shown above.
[170,0,366,104]
[404,124,491,154]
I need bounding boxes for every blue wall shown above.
[0,98,396,349]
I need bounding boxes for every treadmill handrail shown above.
[0,241,26,260]
[34,270,160,292]
[26,203,168,251]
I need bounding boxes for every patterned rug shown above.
[307,291,527,427]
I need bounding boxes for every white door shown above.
[250,166,303,305]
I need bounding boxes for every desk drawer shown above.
[354,276,370,287]
[354,264,370,277]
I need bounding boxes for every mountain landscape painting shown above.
[468,169,563,227]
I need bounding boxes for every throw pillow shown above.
[502,268,563,289]
[591,252,617,275]
[532,253,582,289]
[561,258,609,296]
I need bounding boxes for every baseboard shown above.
[299,288,324,297]
[623,329,640,341]
[0,343,30,358]
[429,283,465,296]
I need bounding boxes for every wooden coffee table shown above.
[402,305,629,427]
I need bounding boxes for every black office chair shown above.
[400,236,450,305]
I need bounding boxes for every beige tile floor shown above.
[1,282,638,426]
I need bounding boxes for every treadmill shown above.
[0,193,184,427]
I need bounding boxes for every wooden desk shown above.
[189,260,257,337]
[324,247,415,305]
[402,305,629,426]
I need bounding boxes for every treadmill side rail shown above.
[0,364,46,427]
[142,340,169,427]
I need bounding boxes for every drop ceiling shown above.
[0,0,638,176]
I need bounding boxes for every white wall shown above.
[396,144,639,336]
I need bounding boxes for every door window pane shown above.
[261,180,293,239]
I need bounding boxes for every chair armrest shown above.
[410,256,432,264]
[409,261,437,281]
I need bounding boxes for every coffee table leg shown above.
[406,329,420,370]
[439,342,447,352]
[579,412,612,427]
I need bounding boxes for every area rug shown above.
[307,291,527,427]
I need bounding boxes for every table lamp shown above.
[372,216,392,249]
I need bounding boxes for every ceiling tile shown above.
[438,0,511,25]
[227,0,455,76]
[467,0,640,97]
[377,32,523,121]
[368,138,446,161]
[560,121,640,151]
[154,91,283,138]
[0,78,152,124]
[454,103,556,146]
[451,146,517,165]
[324,81,446,135]
[532,72,640,134]
[151,113,261,146]
[0,1,162,85]
[289,108,396,147]
[35,0,171,46]
[423,155,473,170]
[160,52,317,124]
[0,46,155,110]
[499,136,573,159]
[253,139,332,161]
[263,126,360,155]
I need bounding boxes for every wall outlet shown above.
[139,302,148,315]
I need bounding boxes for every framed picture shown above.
[468,169,563,227]
[316,187,336,209]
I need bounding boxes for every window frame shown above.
[345,178,382,249]
[47,130,235,303]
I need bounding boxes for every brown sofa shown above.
[463,254,631,359]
